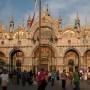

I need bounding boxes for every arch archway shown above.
[84,50,90,71]
[64,50,79,71]
[33,45,55,71]
[10,49,24,71]
[0,52,6,69]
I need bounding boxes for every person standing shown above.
[56,70,60,81]
[72,66,80,90]
[51,70,55,86]
[61,69,67,89]
[0,69,9,90]
[21,70,27,86]
[48,71,51,82]
[68,71,73,85]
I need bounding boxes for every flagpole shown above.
[39,0,41,70]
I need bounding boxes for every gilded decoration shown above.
[13,31,26,38]
[63,30,76,38]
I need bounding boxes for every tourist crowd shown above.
[0,66,90,90]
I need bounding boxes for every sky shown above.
[0,0,90,28]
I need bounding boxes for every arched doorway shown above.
[68,59,74,71]
[16,60,22,71]
[41,58,48,71]
[84,50,90,71]
[33,45,55,72]
[10,49,24,71]
[0,52,6,71]
[64,50,79,72]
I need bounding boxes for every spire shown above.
[74,12,80,29]
[27,14,31,22]
[10,16,14,23]
[43,4,47,13]
[9,16,14,32]
[75,12,80,22]
[43,4,49,16]
[0,20,6,31]
[58,11,62,25]
[27,14,31,29]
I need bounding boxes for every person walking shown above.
[37,68,47,90]
[0,69,9,90]
[72,66,80,90]
[61,69,67,89]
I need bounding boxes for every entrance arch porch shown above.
[32,45,56,72]
[64,50,79,72]
[9,48,24,72]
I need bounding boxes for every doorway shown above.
[40,64,48,72]
[10,49,24,71]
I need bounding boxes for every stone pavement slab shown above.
[0,79,90,90]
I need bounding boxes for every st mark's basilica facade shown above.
[0,6,90,72]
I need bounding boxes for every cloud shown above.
[0,0,90,28]
[0,0,14,27]
[45,0,90,26]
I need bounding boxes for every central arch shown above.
[33,45,55,71]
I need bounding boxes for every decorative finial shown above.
[10,16,14,23]
[75,12,80,21]
[27,13,31,22]
[58,11,62,23]
[43,4,47,13]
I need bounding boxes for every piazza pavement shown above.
[0,79,90,90]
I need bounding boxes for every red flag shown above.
[30,13,35,27]
[30,0,37,27]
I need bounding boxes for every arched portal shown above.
[10,49,24,71]
[0,52,6,69]
[64,50,79,72]
[84,50,90,71]
[33,45,55,71]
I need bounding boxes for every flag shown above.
[30,0,38,27]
